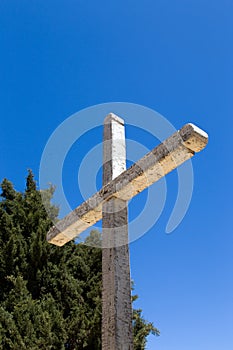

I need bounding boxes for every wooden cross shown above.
[47,113,208,350]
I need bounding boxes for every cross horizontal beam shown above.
[47,123,208,246]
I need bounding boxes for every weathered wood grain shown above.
[47,120,208,246]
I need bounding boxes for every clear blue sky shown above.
[0,1,232,349]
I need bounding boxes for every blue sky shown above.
[0,1,233,349]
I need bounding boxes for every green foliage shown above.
[133,306,160,349]
[0,172,159,349]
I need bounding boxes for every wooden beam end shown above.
[104,113,124,126]
[180,123,208,153]
[47,226,71,247]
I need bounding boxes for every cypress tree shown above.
[0,172,159,349]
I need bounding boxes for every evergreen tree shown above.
[0,172,159,349]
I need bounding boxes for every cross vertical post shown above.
[102,114,133,349]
